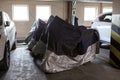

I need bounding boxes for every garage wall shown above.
[0,0,112,40]
[76,2,112,27]
[113,0,120,14]
[0,0,67,40]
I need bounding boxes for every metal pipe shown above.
[71,0,76,25]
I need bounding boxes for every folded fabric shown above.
[31,16,99,73]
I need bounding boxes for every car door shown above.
[98,13,112,43]
[94,22,111,43]
[3,12,15,49]
[0,11,6,61]
[92,13,112,43]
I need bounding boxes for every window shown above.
[12,5,29,21]
[103,7,112,13]
[99,13,112,22]
[84,7,98,21]
[36,5,51,21]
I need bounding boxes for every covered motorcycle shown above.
[32,16,99,73]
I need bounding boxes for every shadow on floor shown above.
[46,62,120,80]
[0,46,47,80]
[0,43,120,80]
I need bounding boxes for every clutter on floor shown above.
[27,15,99,73]
[1,45,120,80]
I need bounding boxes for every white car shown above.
[91,12,112,45]
[0,11,16,70]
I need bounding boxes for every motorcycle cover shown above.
[31,15,55,56]
[27,19,46,50]
[32,16,99,73]
[25,20,39,44]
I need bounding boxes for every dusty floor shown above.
[0,44,47,80]
[0,43,120,80]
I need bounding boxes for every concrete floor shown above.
[0,43,120,80]
[0,44,47,80]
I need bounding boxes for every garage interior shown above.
[0,0,120,80]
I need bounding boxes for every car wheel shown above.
[1,43,10,70]
[99,42,102,46]
[11,41,16,50]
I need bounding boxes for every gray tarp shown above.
[28,16,54,51]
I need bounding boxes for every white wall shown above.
[0,0,67,39]
[0,0,112,39]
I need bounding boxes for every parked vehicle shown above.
[91,12,112,45]
[0,11,16,70]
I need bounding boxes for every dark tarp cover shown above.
[46,16,99,57]
[31,16,99,73]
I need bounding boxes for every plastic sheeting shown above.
[40,43,98,73]
[25,19,46,44]
[28,16,54,50]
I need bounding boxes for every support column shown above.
[71,1,76,25]
[110,0,120,68]
[66,1,72,23]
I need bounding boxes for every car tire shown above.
[11,41,16,50]
[0,43,10,70]
[99,42,102,46]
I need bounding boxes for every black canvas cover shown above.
[76,25,99,55]
[31,16,99,73]
[30,15,55,57]
[45,16,99,57]
[33,19,46,41]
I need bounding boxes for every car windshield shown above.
[0,12,2,26]
[99,13,112,22]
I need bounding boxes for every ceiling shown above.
[36,0,112,3]
[77,0,112,3]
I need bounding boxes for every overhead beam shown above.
[36,0,112,3]
[71,1,76,25]
[77,0,112,3]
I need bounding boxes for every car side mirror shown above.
[5,21,10,27]
[91,21,93,24]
